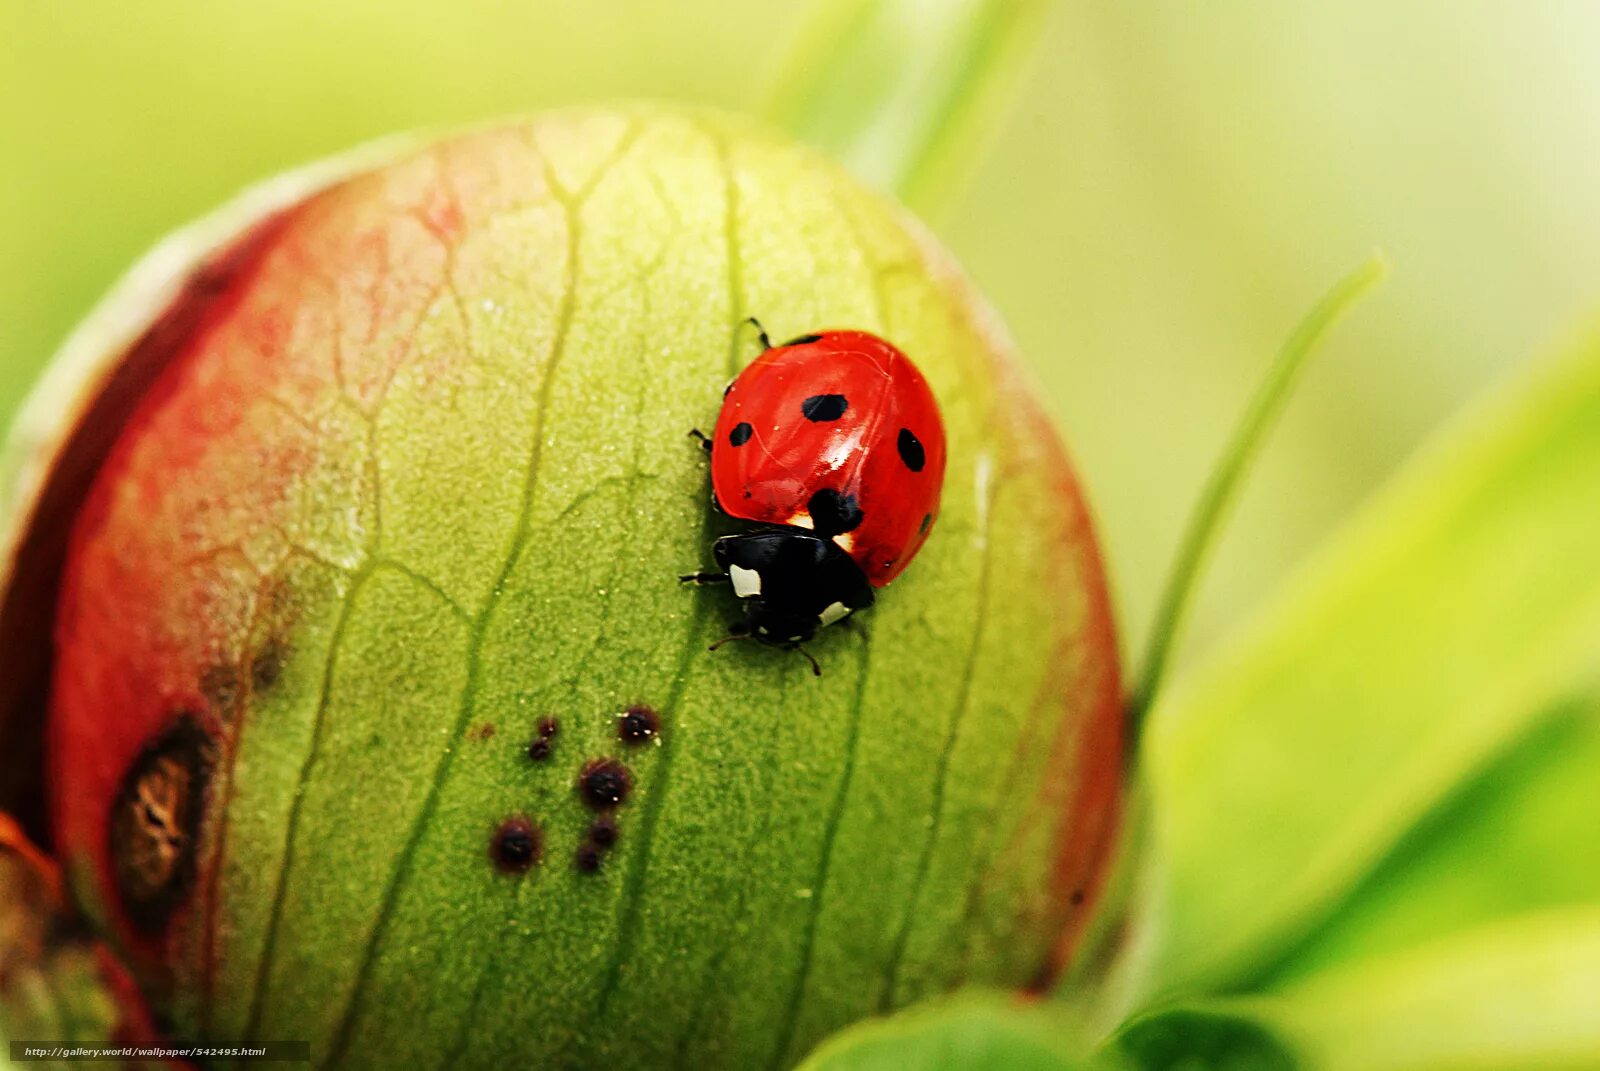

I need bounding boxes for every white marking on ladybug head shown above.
[833,531,856,553]
[819,601,851,627]
[729,564,762,598]
[786,510,815,530]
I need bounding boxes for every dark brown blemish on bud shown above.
[577,758,631,811]
[110,714,216,931]
[616,704,660,745]
[250,638,286,693]
[490,816,541,873]
[264,576,297,618]
[587,815,619,849]
[1070,888,1086,906]
[527,718,559,762]
[468,723,497,742]
[574,843,604,874]
[200,663,242,713]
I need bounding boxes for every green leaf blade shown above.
[1265,907,1600,1071]
[1263,692,1600,987]
[1132,323,1600,1000]
[797,992,1096,1071]
[1115,908,1600,1071]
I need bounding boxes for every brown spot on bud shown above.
[468,723,497,742]
[490,816,541,873]
[616,704,660,745]
[527,719,558,761]
[250,639,286,692]
[587,815,619,849]
[109,715,215,931]
[200,664,242,713]
[574,843,604,874]
[577,759,631,811]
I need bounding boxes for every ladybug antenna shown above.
[792,644,823,677]
[744,316,772,350]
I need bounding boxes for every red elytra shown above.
[710,330,946,587]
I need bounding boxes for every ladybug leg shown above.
[744,315,772,350]
[708,621,752,653]
[678,570,728,586]
[787,643,823,677]
[687,428,713,453]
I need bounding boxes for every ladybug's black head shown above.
[698,528,876,674]
[734,601,821,648]
[711,610,823,676]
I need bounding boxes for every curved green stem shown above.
[1132,253,1390,733]
[765,0,1054,216]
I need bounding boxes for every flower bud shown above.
[3,106,1122,1067]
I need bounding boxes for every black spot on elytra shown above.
[801,393,848,422]
[588,815,620,849]
[784,333,824,346]
[617,704,660,744]
[491,817,541,873]
[728,421,753,447]
[897,428,926,472]
[575,843,604,874]
[807,487,864,537]
[110,714,216,931]
[578,758,632,810]
[920,512,933,536]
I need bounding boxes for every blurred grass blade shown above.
[796,991,1098,1071]
[1116,908,1600,1071]
[1127,320,1600,1003]
[1132,254,1388,727]
[766,0,1053,214]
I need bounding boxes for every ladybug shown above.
[680,322,947,673]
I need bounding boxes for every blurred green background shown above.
[5,0,1599,673]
